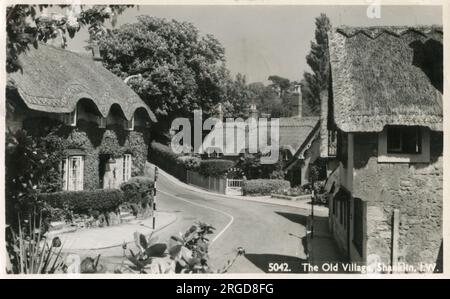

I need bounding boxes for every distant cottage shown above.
[6,44,157,191]
[322,26,443,271]
[200,97,321,186]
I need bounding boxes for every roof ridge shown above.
[37,43,94,62]
[334,25,443,39]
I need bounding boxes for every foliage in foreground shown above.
[6,215,65,274]
[116,222,244,274]
[6,5,133,72]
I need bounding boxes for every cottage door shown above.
[102,157,124,189]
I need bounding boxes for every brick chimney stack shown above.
[293,84,302,117]
[215,103,224,120]
[249,103,258,119]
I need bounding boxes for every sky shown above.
[67,5,442,84]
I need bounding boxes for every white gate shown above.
[225,178,243,196]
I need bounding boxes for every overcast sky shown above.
[67,5,442,84]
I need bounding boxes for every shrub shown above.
[120,176,155,204]
[275,186,311,197]
[177,155,201,171]
[198,159,234,177]
[150,142,179,163]
[242,179,290,196]
[150,142,187,181]
[39,189,124,217]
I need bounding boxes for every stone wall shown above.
[352,131,443,271]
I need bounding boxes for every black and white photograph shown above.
[1,0,446,278]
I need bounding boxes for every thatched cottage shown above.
[199,100,321,186]
[6,44,157,191]
[322,26,443,272]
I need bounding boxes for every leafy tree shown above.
[268,75,291,97]
[222,73,254,119]
[248,79,299,118]
[5,129,64,230]
[300,13,331,116]
[94,16,230,124]
[6,4,133,73]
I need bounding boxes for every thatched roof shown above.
[7,43,156,122]
[328,26,442,132]
[200,116,319,156]
[278,117,319,155]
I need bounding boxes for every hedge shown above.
[150,141,180,163]
[150,142,187,182]
[198,159,234,177]
[39,189,125,216]
[120,176,155,204]
[242,179,291,196]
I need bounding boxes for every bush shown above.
[120,176,155,204]
[198,159,234,177]
[274,186,311,197]
[177,155,201,171]
[150,142,187,181]
[39,189,124,217]
[151,142,179,163]
[242,179,290,196]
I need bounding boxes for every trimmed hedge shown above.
[198,159,234,177]
[39,189,124,216]
[242,179,291,196]
[120,176,155,204]
[151,141,179,162]
[150,142,187,182]
[177,155,201,171]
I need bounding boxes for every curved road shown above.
[151,172,310,273]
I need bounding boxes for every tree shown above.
[6,4,133,73]
[268,75,291,97]
[94,16,230,125]
[5,129,64,230]
[222,73,254,119]
[300,13,331,116]
[248,79,299,118]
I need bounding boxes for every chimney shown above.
[293,84,302,117]
[215,103,224,121]
[91,44,102,64]
[249,103,258,119]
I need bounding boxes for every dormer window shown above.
[62,109,77,127]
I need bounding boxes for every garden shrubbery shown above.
[177,155,201,171]
[242,179,290,196]
[198,159,234,177]
[150,142,187,181]
[39,189,124,218]
[120,176,155,203]
[151,142,180,163]
[274,186,312,197]
[120,176,155,217]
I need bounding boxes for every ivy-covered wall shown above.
[23,117,150,191]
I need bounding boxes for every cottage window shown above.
[123,154,132,182]
[62,156,84,191]
[378,126,429,163]
[124,117,134,131]
[387,126,421,154]
[61,109,77,127]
